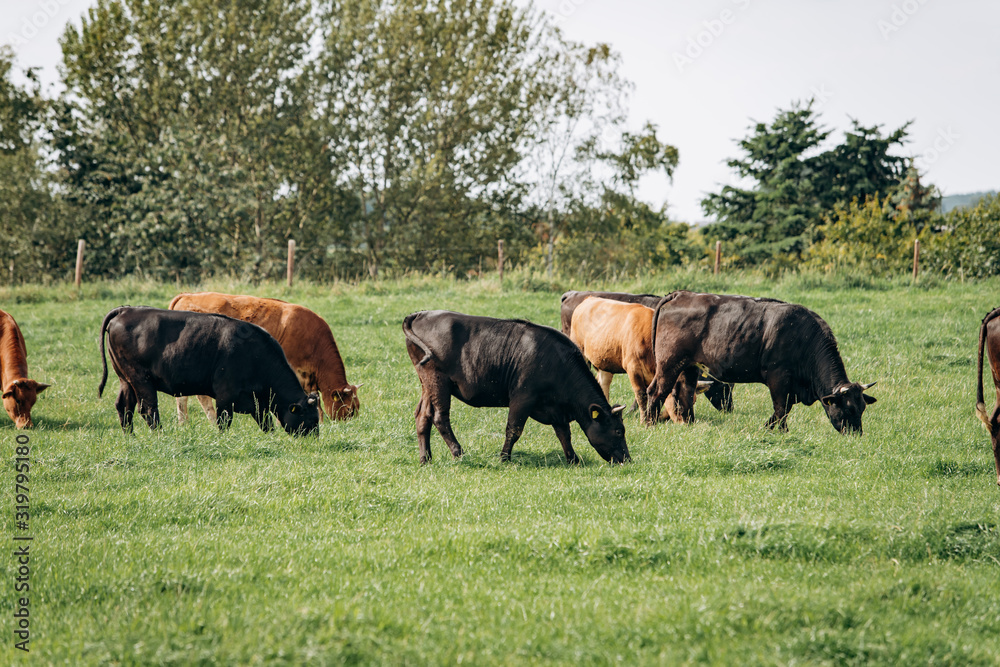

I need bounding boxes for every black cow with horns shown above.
[645,291,877,434]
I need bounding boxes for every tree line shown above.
[1,0,996,284]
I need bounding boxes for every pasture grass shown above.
[1,270,999,665]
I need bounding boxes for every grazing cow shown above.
[561,290,734,412]
[168,292,359,423]
[403,310,630,464]
[99,307,319,436]
[646,291,876,434]
[0,310,49,428]
[569,297,710,425]
[974,307,1000,486]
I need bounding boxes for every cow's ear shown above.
[863,394,877,405]
[35,383,51,393]
[821,394,837,407]
[589,403,604,420]
[1,390,12,399]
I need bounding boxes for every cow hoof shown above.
[566,456,581,465]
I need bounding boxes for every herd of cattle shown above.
[1,289,999,484]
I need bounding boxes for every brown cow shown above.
[168,292,359,422]
[569,297,708,425]
[975,307,1000,486]
[0,310,50,428]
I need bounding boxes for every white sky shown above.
[3,0,997,222]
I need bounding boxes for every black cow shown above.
[99,307,320,435]
[403,310,630,464]
[560,290,735,413]
[646,291,876,434]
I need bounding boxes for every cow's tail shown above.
[976,308,1000,424]
[402,313,433,366]
[98,307,126,398]
[650,291,680,351]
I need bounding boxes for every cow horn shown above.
[838,385,850,394]
[610,405,625,415]
[861,381,877,390]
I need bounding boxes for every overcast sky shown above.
[3,0,997,222]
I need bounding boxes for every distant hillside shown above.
[941,191,996,213]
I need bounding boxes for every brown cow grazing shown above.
[169,292,359,423]
[569,297,708,425]
[0,310,50,428]
[974,307,1000,486]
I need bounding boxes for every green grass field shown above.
[1,271,999,665]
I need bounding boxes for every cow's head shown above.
[2,379,50,429]
[821,382,876,435]
[974,400,1000,486]
[583,403,630,463]
[328,384,361,419]
[280,392,321,436]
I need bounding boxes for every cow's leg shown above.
[989,407,1000,486]
[646,357,687,425]
[625,366,651,425]
[670,367,700,424]
[765,378,794,431]
[596,370,614,401]
[500,403,530,462]
[992,428,1000,487]
[215,399,236,431]
[414,392,435,464]
[135,389,160,430]
[552,422,580,465]
[115,381,137,434]
[706,382,734,412]
[176,396,188,424]
[429,388,463,459]
[197,395,218,423]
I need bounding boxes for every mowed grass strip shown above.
[1,272,999,665]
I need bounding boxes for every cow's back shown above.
[570,298,654,376]
[0,310,29,380]
[407,310,591,409]
[658,291,839,389]
[560,291,661,335]
[170,292,290,340]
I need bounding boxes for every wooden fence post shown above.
[75,239,85,288]
[714,241,721,276]
[497,239,504,284]
[912,239,920,282]
[287,239,295,287]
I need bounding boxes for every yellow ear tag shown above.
[290,405,298,413]
[592,410,600,419]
